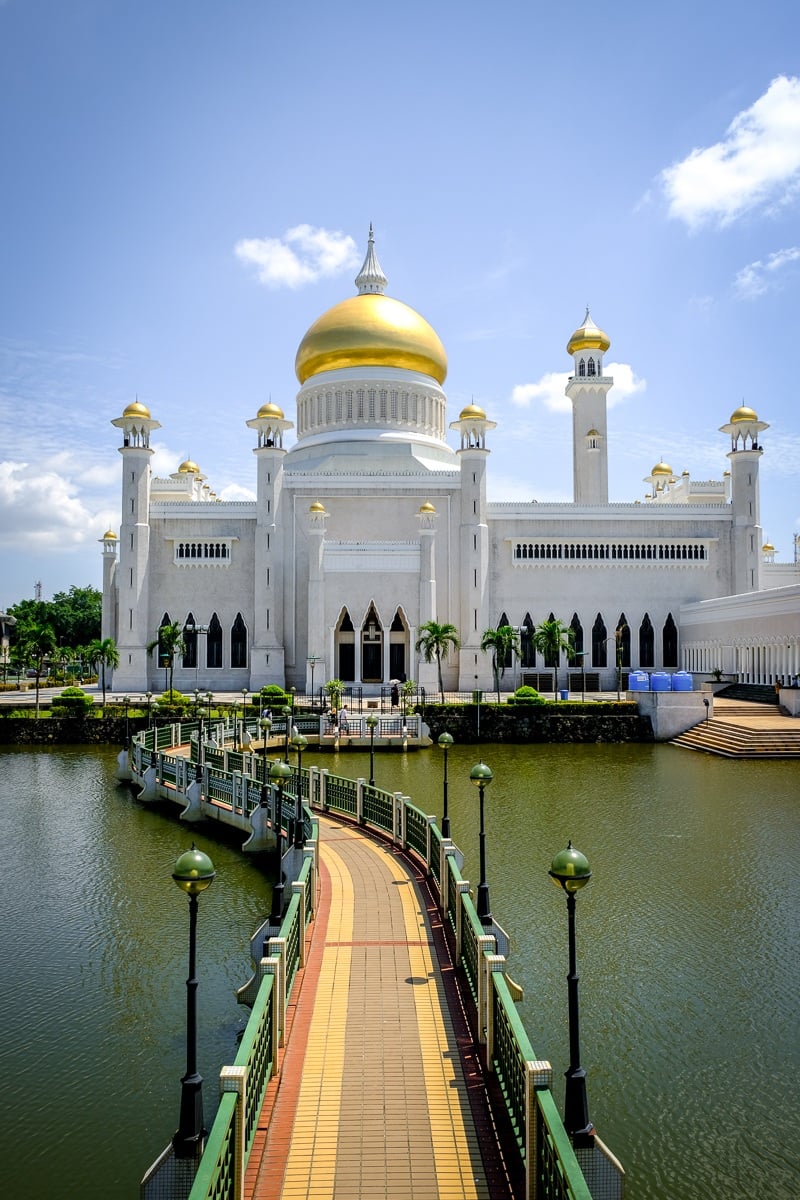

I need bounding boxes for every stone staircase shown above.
[671,699,800,758]
[715,683,780,704]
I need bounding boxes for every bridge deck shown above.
[245,814,513,1200]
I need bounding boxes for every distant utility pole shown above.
[34,580,42,601]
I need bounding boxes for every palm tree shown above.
[87,637,120,713]
[415,621,460,703]
[146,622,185,695]
[531,618,574,698]
[20,621,57,717]
[480,625,520,702]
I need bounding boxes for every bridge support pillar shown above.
[476,934,495,1045]
[525,1061,554,1200]
[454,880,470,963]
[484,954,506,1069]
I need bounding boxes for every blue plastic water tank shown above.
[650,672,671,691]
[628,671,649,691]
[671,671,693,691]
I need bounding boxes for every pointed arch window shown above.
[389,608,408,681]
[361,604,383,683]
[543,611,560,668]
[521,613,535,668]
[663,613,678,668]
[207,614,223,669]
[497,612,514,668]
[569,613,583,667]
[592,614,607,667]
[183,612,197,669]
[587,357,596,376]
[336,609,355,682]
[155,613,173,669]
[639,614,655,669]
[616,615,631,669]
[578,359,586,377]
[231,613,248,669]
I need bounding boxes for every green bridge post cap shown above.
[172,844,216,895]
[549,841,591,893]
[269,760,293,783]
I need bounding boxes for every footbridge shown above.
[132,722,625,1200]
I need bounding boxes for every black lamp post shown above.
[122,696,129,744]
[194,688,201,719]
[366,714,378,786]
[469,761,493,926]
[205,691,213,724]
[438,731,453,838]
[549,841,594,1147]
[308,655,319,704]
[145,690,152,729]
[171,844,216,1159]
[282,705,292,762]
[269,760,292,922]
[291,732,308,848]
[241,688,248,741]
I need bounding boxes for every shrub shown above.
[258,684,290,709]
[507,685,546,706]
[51,686,94,717]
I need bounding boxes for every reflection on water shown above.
[0,741,797,1199]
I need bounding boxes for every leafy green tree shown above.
[480,625,521,702]
[531,618,574,696]
[415,621,460,703]
[87,637,120,713]
[147,621,185,695]
[50,586,102,647]
[19,621,57,717]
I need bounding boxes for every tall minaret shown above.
[449,403,497,692]
[565,310,612,505]
[109,400,160,688]
[247,401,293,688]
[720,405,768,594]
[99,530,118,645]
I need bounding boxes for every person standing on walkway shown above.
[339,704,350,733]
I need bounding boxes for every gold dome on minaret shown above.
[295,227,448,386]
[567,308,611,355]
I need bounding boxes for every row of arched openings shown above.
[498,611,679,670]
[157,612,248,670]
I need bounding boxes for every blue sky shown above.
[1,0,799,608]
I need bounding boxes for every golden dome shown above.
[123,400,151,419]
[762,541,775,553]
[102,529,117,540]
[178,459,200,474]
[419,501,436,514]
[459,403,486,420]
[257,401,285,420]
[586,427,600,437]
[730,405,758,423]
[295,293,447,385]
[651,461,673,476]
[567,309,611,355]
[309,500,327,514]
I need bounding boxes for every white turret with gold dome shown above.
[564,308,613,505]
[289,227,456,471]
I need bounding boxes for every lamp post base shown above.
[173,1072,207,1159]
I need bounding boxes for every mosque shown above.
[101,230,800,695]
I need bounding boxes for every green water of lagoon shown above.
[0,741,797,1199]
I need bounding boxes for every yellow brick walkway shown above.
[247,815,504,1200]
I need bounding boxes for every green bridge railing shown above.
[133,724,623,1200]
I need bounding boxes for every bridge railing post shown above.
[526,1060,554,1200]
[440,842,455,915]
[356,778,365,825]
[476,935,496,1044]
[265,939,286,1046]
[320,768,329,811]
[291,881,307,967]
[425,815,436,873]
[219,1064,247,1200]
[455,881,470,964]
[392,792,403,844]
[484,954,505,1069]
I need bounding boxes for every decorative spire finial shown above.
[355,225,387,295]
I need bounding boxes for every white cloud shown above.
[734,246,800,298]
[234,224,360,289]
[510,363,645,414]
[0,461,109,550]
[661,76,800,229]
[218,483,256,502]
